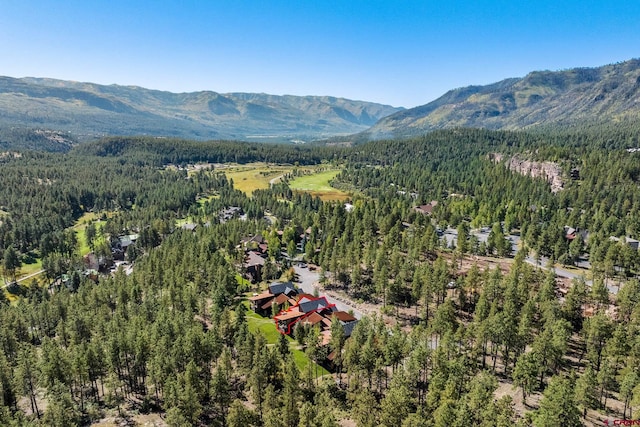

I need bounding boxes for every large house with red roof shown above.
[273,295,359,344]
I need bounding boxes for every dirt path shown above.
[269,174,285,186]
[2,269,45,288]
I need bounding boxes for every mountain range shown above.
[2,59,640,146]
[361,58,640,139]
[0,77,402,143]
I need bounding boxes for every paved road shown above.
[443,227,520,254]
[443,227,601,289]
[293,265,362,319]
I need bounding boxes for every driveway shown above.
[293,265,362,318]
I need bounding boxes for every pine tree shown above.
[572,367,597,420]
[2,247,20,283]
[533,375,581,427]
[380,371,413,426]
[227,399,259,427]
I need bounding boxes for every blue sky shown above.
[1,1,640,108]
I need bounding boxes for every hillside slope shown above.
[0,77,402,142]
[363,59,640,139]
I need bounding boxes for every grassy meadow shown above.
[223,163,292,195]
[288,169,349,201]
[222,163,349,201]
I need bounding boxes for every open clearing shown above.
[223,163,293,195]
[246,307,329,377]
[222,163,349,201]
[288,169,350,201]
[2,211,110,287]
[74,212,108,256]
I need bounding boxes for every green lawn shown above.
[74,218,106,256]
[288,170,349,201]
[247,310,282,343]
[215,162,350,201]
[288,170,341,192]
[245,308,329,377]
[19,256,42,277]
[197,194,218,206]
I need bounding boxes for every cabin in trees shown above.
[181,222,198,232]
[241,234,265,247]
[240,234,275,282]
[243,251,266,283]
[274,296,358,340]
[275,296,336,335]
[248,281,298,316]
[219,206,243,223]
[564,226,588,242]
[274,295,359,368]
[610,235,640,250]
[414,200,438,215]
[564,226,577,240]
[111,234,139,261]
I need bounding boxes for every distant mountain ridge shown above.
[0,77,402,142]
[362,59,640,139]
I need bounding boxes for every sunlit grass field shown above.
[223,163,293,195]
[288,169,349,201]
[222,163,349,203]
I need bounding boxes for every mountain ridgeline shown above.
[3,58,640,148]
[0,76,402,143]
[361,58,640,140]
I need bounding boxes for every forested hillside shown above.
[362,59,640,139]
[0,128,639,426]
[0,77,402,142]
[0,128,75,152]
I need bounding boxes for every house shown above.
[241,234,265,246]
[111,234,139,260]
[564,226,577,240]
[626,238,640,251]
[321,317,359,346]
[331,311,357,324]
[295,293,316,302]
[219,206,243,223]
[268,281,297,296]
[264,293,297,315]
[322,317,360,364]
[112,234,138,251]
[248,291,275,314]
[248,281,299,315]
[274,296,337,335]
[610,236,640,250]
[301,312,326,328]
[414,200,438,215]
[244,251,266,283]
[181,222,198,232]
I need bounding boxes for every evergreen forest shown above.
[1,126,640,426]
